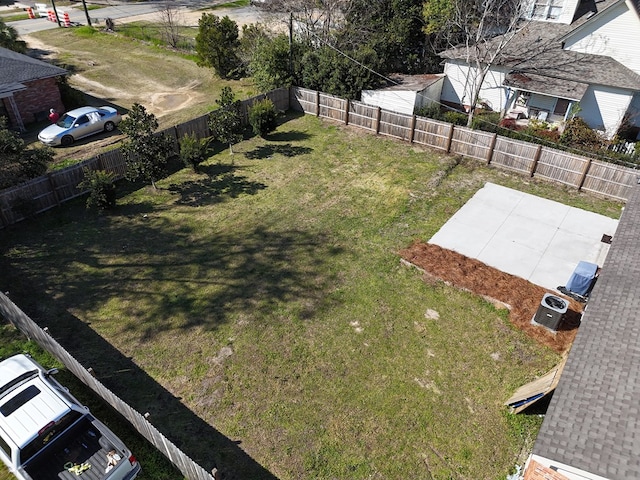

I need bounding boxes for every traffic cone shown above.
[47,10,54,22]
[26,7,35,19]
[63,11,70,27]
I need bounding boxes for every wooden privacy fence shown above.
[289,87,639,201]
[0,292,217,480]
[0,88,290,229]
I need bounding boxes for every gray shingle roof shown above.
[439,0,640,93]
[0,47,67,86]
[532,183,640,479]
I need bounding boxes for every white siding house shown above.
[562,0,640,75]
[438,0,640,139]
[579,85,634,134]
[441,61,509,113]
[361,74,444,115]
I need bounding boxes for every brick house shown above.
[0,46,68,131]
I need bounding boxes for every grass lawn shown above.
[0,113,622,479]
[27,26,257,129]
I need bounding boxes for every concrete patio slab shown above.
[428,183,619,291]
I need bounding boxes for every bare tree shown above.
[425,0,531,126]
[157,0,183,49]
[277,0,346,45]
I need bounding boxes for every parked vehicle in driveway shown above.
[38,106,122,147]
[0,353,141,480]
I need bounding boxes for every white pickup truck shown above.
[0,354,141,480]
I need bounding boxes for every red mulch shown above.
[399,241,582,354]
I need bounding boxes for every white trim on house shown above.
[578,85,633,135]
[562,0,640,75]
[525,454,611,480]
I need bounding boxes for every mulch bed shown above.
[399,241,583,354]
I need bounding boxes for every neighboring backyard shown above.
[1,21,625,480]
[0,111,623,479]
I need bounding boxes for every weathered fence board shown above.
[491,137,538,174]
[348,101,377,131]
[535,148,589,187]
[175,114,210,140]
[412,118,451,151]
[582,160,637,200]
[450,127,494,161]
[379,110,413,142]
[318,92,347,122]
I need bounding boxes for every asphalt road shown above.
[10,2,167,34]
[9,1,282,34]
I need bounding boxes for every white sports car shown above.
[38,106,122,147]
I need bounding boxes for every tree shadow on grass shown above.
[265,130,312,142]
[0,197,344,478]
[0,261,278,480]
[166,165,267,207]
[244,144,313,160]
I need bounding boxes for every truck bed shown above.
[23,416,128,480]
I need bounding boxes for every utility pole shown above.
[288,11,293,77]
[50,0,62,27]
[81,0,92,26]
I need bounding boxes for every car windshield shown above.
[56,114,76,129]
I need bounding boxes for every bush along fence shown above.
[1,85,635,228]
[0,88,290,229]
[289,87,638,201]
[0,292,218,480]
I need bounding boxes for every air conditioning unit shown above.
[532,294,568,332]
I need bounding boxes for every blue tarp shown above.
[566,261,598,296]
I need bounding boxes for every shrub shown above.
[560,117,606,151]
[248,98,278,137]
[78,169,116,211]
[471,112,501,132]
[443,111,468,126]
[415,104,443,120]
[179,133,211,171]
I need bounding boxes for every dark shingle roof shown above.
[439,0,640,92]
[0,47,67,86]
[532,184,640,479]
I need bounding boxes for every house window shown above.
[553,98,570,116]
[531,0,563,19]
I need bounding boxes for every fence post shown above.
[529,145,543,177]
[577,157,594,191]
[445,124,455,153]
[486,133,497,165]
[0,200,9,228]
[409,115,416,143]
[375,107,382,134]
[47,173,61,206]
[344,100,350,126]
[316,91,320,117]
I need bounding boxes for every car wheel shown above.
[61,135,74,146]
[104,121,115,132]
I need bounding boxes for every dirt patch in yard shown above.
[399,241,583,354]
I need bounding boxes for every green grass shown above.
[118,21,197,49]
[1,12,30,22]
[0,115,622,479]
[0,324,182,480]
[28,27,257,129]
[212,0,251,8]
